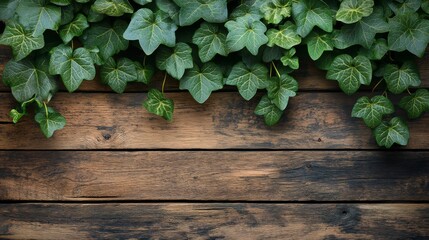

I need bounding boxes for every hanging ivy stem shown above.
[43,102,48,117]
[161,73,167,94]
[372,79,383,92]
[271,61,281,78]
[407,88,412,95]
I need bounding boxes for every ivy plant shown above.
[0,0,428,148]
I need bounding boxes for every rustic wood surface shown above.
[0,46,428,239]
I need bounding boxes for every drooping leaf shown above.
[266,21,301,50]
[383,61,421,94]
[91,0,133,16]
[16,0,61,37]
[192,23,228,63]
[388,13,429,57]
[49,45,96,92]
[260,0,292,24]
[226,62,268,100]
[172,0,228,26]
[336,0,374,24]
[267,74,298,110]
[9,97,37,123]
[143,89,174,121]
[225,17,268,55]
[326,54,372,95]
[280,48,299,69]
[292,0,334,37]
[100,57,137,93]
[0,0,20,20]
[155,43,193,79]
[254,94,283,126]
[35,106,66,138]
[0,21,45,61]
[352,95,394,128]
[179,63,223,103]
[81,19,129,61]
[59,14,89,44]
[373,117,409,148]
[134,61,154,85]
[399,89,429,119]
[304,31,333,60]
[123,8,177,55]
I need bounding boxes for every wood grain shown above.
[1,203,428,239]
[0,92,427,149]
[0,151,428,201]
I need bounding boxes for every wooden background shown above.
[0,45,428,239]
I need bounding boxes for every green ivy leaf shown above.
[49,45,96,92]
[133,0,151,5]
[0,21,45,61]
[60,4,75,25]
[91,0,133,16]
[399,89,429,119]
[292,0,334,37]
[134,61,154,85]
[192,23,228,63]
[388,0,421,15]
[230,3,262,22]
[260,0,291,24]
[156,0,180,24]
[9,97,38,123]
[179,63,223,103]
[123,8,177,55]
[352,95,394,128]
[266,21,301,50]
[81,20,129,61]
[304,31,333,60]
[383,61,421,94]
[143,89,174,121]
[422,1,429,14]
[0,0,20,20]
[3,58,56,102]
[254,94,282,126]
[16,0,61,37]
[263,46,282,63]
[226,62,268,100]
[326,54,372,95]
[280,48,299,70]
[155,43,193,79]
[373,117,409,148]
[59,14,89,44]
[35,107,66,138]
[225,17,268,55]
[388,13,429,57]
[173,0,228,26]
[336,0,374,24]
[267,74,298,110]
[50,0,71,6]
[358,38,388,60]
[100,58,137,93]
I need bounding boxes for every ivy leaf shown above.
[388,13,429,57]
[225,17,268,55]
[143,89,174,121]
[192,23,228,63]
[50,0,72,6]
[326,54,372,95]
[179,63,223,103]
[358,38,388,60]
[156,0,180,25]
[422,1,429,14]
[230,3,262,22]
[3,58,56,102]
[304,31,333,60]
[123,8,177,55]
[91,0,133,16]
[280,48,299,70]
[254,95,283,126]
[373,117,409,148]
[383,61,421,94]
[0,21,45,61]
[16,0,61,37]
[263,46,282,63]
[266,21,301,50]
[35,107,66,138]
[59,14,89,44]
[226,62,268,100]
[0,0,20,20]
[81,20,129,61]
[352,95,394,128]
[133,0,151,5]
[172,0,227,26]
[292,0,334,37]
[134,62,154,85]
[100,58,137,93]
[336,0,374,24]
[49,45,96,92]
[388,0,421,15]
[267,74,298,110]
[260,0,292,24]
[155,43,193,79]
[399,89,429,119]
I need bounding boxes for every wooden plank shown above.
[0,92,427,149]
[0,203,428,239]
[0,151,428,201]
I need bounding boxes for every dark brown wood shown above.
[1,203,428,239]
[0,151,428,201]
[0,92,427,149]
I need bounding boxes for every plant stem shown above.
[372,79,383,92]
[269,63,272,77]
[407,88,412,95]
[43,102,48,117]
[162,73,167,94]
[271,61,281,78]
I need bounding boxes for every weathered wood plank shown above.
[0,92,427,149]
[0,151,428,201]
[0,203,428,239]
